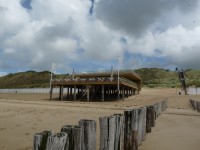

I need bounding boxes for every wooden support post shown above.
[61,125,81,150]
[46,132,68,150]
[87,85,90,102]
[74,85,76,101]
[141,107,147,141]
[67,87,69,100]
[122,86,125,101]
[101,85,104,102]
[61,85,64,101]
[33,130,52,150]
[124,109,139,150]
[137,108,144,146]
[131,130,138,150]
[50,85,53,100]
[70,87,72,100]
[79,119,96,150]
[59,86,62,100]
[146,105,155,133]
[99,114,124,150]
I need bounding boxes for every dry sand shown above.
[0,88,200,150]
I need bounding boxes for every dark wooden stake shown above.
[33,130,52,150]
[61,125,81,150]
[79,119,96,150]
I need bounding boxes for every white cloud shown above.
[0,0,200,73]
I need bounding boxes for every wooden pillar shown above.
[74,85,76,101]
[67,87,69,99]
[59,86,61,100]
[34,131,68,150]
[46,132,68,149]
[61,125,81,150]
[99,114,124,150]
[79,120,96,150]
[101,85,104,102]
[33,131,52,150]
[59,85,63,100]
[122,86,125,100]
[70,87,72,100]
[124,109,139,150]
[146,105,155,133]
[87,85,90,102]
[50,85,53,100]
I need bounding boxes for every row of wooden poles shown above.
[190,99,200,112]
[33,99,167,150]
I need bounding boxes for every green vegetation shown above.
[0,68,199,88]
[0,71,69,89]
[135,68,200,88]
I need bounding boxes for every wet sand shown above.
[0,88,200,150]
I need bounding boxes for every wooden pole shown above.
[46,132,68,150]
[74,85,76,101]
[122,86,125,101]
[101,84,104,102]
[99,114,124,150]
[50,85,53,100]
[33,130,52,150]
[137,108,143,146]
[141,107,147,141]
[61,85,64,101]
[79,119,96,150]
[59,86,62,100]
[146,105,155,133]
[124,108,139,150]
[87,85,90,102]
[131,130,138,150]
[61,125,81,150]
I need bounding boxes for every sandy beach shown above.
[0,88,200,150]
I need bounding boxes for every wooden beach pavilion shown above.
[50,69,141,102]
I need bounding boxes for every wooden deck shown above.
[50,70,141,102]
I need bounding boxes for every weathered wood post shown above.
[137,108,146,145]
[33,130,52,150]
[101,85,104,102]
[50,85,53,100]
[154,103,159,119]
[124,108,139,150]
[61,125,81,150]
[197,101,200,112]
[74,85,76,101]
[46,132,68,150]
[141,107,147,141]
[146,105,155,133]
[79,119,96,150]
[131,130,138,150]
[99,114,124,150]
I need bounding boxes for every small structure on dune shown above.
[50,69,142,102]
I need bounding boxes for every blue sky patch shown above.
[20,0,32,10]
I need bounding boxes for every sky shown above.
[0,0,200,75]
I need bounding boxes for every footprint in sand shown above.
[24,132,30,136]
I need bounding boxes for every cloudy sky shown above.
[0,0,200,75]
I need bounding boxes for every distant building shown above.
[50,69,142,101]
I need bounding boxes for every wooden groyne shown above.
[33,99,167,150]
[190,99,200,112]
